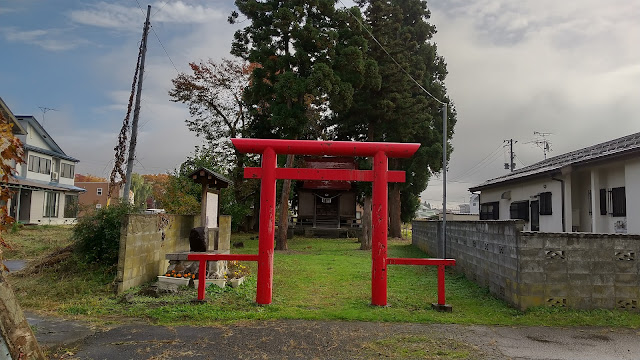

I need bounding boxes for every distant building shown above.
[2,98,85,224]
[458,203,471,213]
[75,182,134,215]
[470,132,640,233]
[415,202,439,219]
[469,193,480,215]
[438,212,479,221]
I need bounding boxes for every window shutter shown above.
[599,189,607,215]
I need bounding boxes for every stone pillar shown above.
[218,215,231,251]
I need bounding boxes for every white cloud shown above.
[69,1,225,31]
[1,27,87,51]
[421,0,640,208]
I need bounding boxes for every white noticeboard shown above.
[206,192,219,228]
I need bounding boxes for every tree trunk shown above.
[360,195,372,250]
[276,154,295,250]
[389,182,402,238]
[251,190,260,232]
[0,272,45,360]
[360,125,375,250]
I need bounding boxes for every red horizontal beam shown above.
[244,168,406,183]
[187,253,259,262]
[386,258,456,266]
[232,138,420,158]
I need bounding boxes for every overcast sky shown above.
[1,0,639,209]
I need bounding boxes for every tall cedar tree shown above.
[332,0,456,243]
[230,0,374,250]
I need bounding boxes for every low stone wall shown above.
[115,214,199,294]
[412,220,640,311]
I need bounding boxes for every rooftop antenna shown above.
[38,107,58,127]
[532,131,552,159]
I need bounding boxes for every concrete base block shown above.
[431,303,453,312]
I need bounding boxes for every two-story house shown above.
[469,132,640,234]
[2,99,84,224]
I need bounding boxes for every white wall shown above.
[479,178,563,232]
[625,159,640,234]
[25,123,49,149]
[470,194,480,215]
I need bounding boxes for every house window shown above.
[44,192,58,217]
[611,187,626,217]
[599,189,607,215]
[510,201,529,221]
[539,192,552,215]
[61,163,75,179]
[39,157,50,174]
[64,195,78,218]
[28,155,51,174]
[480,202,499,220]
[97,188,103,196]
[96,203,102,209]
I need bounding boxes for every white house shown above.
[469,132,640,234]
[2,99,84,224]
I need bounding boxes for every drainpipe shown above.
[552,177,565,232]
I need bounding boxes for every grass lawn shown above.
[6,228,640,327]
[3,224,74,259]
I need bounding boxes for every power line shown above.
[151,28,179,73]
[448,145,502,181]
[152,0,170,18]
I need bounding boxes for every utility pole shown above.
[533,131,552,159]
[123,5,151,202]
[504,139,517,172]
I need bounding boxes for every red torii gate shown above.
[189,138,455,308]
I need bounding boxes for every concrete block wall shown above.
[116,214,199,294]
[412,220,640,311]
[518,232,640,311]
[412,220,524,305]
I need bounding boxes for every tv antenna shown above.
[532,131,552,159]
[38,106,58,127]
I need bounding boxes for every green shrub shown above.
[73,203,136,265]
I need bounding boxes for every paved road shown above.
[27,313,640,360]
[3,259,27,272]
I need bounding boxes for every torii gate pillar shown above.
[371,151,389,305]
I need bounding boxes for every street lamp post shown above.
[442,103,447,259]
